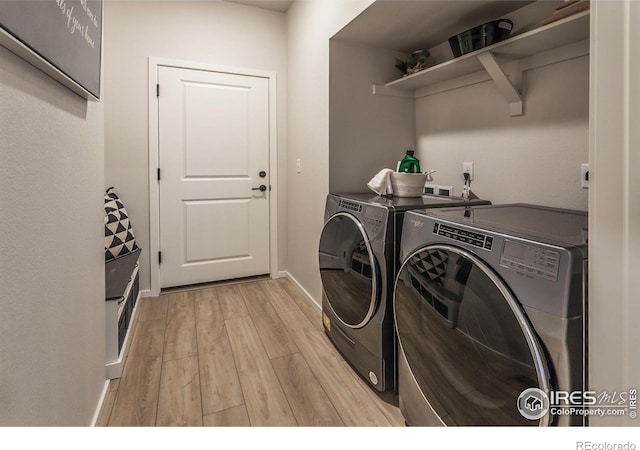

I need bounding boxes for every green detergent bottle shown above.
[398,150,421,173]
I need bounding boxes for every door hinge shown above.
[158,251,162,264]
[156,84,160,97]
[157,168,161,181]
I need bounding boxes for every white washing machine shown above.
[394,204,587,425]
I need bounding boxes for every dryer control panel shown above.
[433,223,493,250]
[500,240,560,282]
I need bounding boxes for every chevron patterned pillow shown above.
[104,187,139,262]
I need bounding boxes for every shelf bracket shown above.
[477,52,523,116]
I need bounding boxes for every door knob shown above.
[252,185,267,192]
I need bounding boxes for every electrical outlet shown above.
[437,185,454,197]
[424,184,438,195]
[581,163,589,189]
[463,162,474,181]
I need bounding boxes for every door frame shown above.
[147,57,279,296]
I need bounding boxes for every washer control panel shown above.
[500,240,560,282]
[338,199,362,213]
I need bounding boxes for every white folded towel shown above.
[367,168,394,196]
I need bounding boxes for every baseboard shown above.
[139,289,154,298]
[283,271,321,312]
[91,379,111,426]
[271,270,288,279]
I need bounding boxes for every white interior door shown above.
[158,66,270,289]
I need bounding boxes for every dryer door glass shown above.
[394,245,550,426]
[319,213,377,328]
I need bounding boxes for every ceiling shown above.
[226,0,294,13]
[332,0,536,53]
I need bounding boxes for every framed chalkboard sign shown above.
[0,0,103,100]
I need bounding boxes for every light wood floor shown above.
[97,277,405,426]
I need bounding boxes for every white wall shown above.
[329,40,415,193]
[103,1,287,291]
[0,46,105,424]
[415,55,589,211]
[286,0,375,304]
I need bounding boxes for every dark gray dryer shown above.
[394,204,588,425]
[318,192,491,392]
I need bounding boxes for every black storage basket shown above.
[449,19,513,57]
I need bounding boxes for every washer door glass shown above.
[319,213,377,328]
[394,245,550,426]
